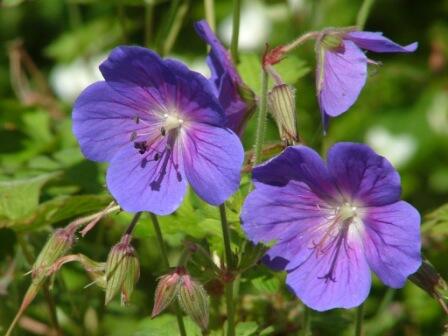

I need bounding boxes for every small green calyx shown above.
[321,33,344,50]
[105,234,140,306]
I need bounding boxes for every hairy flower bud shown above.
[105,234,139,305]
[151,271,181,318]
[177,271,209,330]
[268,84,298,146]
[409,259,448,313]
[32,228,75,281]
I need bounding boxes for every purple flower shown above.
[195,20,255,136]
[316,30,417,128]
[73,46,244,215]
[241,143,421,311]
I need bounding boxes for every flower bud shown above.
[151,271,181,318]
[177,271,209,330]
[105,234,140,305]
[32,228,75,281]
[410,259,448,304]
[268,84,298,146]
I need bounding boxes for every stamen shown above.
[130,131,137,141]
[134,116,140,124]
[154,153,160,161]
[161,127,166,136]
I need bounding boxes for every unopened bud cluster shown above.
[105,234,140,306]
[152,267,209,330]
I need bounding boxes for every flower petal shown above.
[317,40,367,117]
[106,139,186,215]
[194,20,241,88]
[327,142,401,206]
[181,124,243,205]
[362,201,422,287]
[252,146,338,202]
[286,236,371,311]
[72,81,157,162]
[217,72,250,135]
[163,58,226,126]
[99,46,175,108]
[242,180,331,244]
[345,32,418,53]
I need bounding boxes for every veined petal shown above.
[99,46,175,109]
[72,81,158,162]
[253,146,338,202]
[242,181,331,244]
[327,142,401,206]
[163,58,226,127]
[317,40,367,117]
[345,32,418,53]
[218,72,249,135]
[106,138,186,215]
[286,235,371,311]
[194,20,241,88]
[181,124,243,205]
[362,201,421,287]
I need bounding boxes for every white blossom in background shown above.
[219,1,271,51]
[427,91,448,135]
[365,126,417,168]
[50,54,105,103]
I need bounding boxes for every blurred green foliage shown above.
[0,0,448,335]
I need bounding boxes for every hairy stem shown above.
[219,204,235,336]
[230,0,241,62]
[253,70,269,165]
[356,0,375,29]
[204,0,215,32]
[149,213,186,336]
[124,212,142,235]
[355,303,364,336]
[301,306,311,336]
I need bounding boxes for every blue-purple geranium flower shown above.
[73,46,244,215]
[316,30,417,128]
[195,20,255,136]
[241,143,421,311]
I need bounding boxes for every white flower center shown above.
[162,113,184,133]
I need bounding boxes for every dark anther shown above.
[134,116,140,124]
[154,153,160,161]
[176,172,182,182]
[160,127,166,136]
[130,131,137,141]
[140,158,147,168]
[134,141,147,154]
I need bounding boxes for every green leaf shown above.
[134,315,201,336]
[237,53,310,95]
[0,172,59,220]
[236,321,259,336]
[251,275,280,295]
[0,194,112,231]
[45,18,126,63]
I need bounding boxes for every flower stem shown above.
[301,306,311,336]
[230,0,241,63]
[355,303,364,336]
[124,212,142,235]
[219,204,235,336]
[149,212,187,336]
[144,1,155,47]
[16,235,62,335]
[204,0,215,32]
[356,0,375,29]
[282,31,320,54]
[162,0,190,56]
[253,70,269,165]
